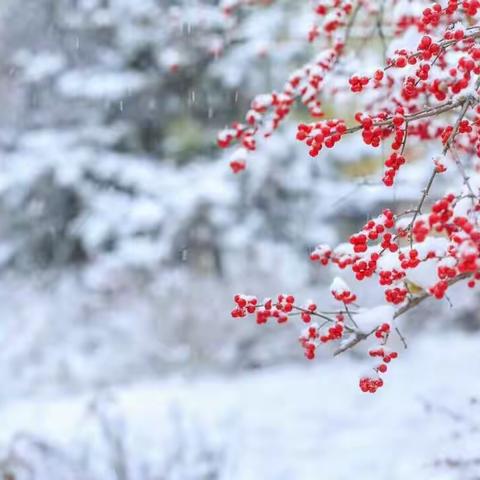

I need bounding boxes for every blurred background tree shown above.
[0,0,349,389]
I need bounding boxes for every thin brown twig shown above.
[291,305,356,333]
[394,325,408,349]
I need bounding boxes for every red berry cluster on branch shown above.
[360,341,399,393]
[222,0,480,393]
[296,120,347,157]
[299,313,346,359]
[331,277,357,304]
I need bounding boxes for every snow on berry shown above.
[310,244,332,265]
[330,277,357,304]
[229,147,248,173]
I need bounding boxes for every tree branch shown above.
[333,273,472,356]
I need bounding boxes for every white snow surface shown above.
[1,333,479,480]
[330,276,350,294]
[354,304,395,334]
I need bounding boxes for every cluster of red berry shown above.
[385,287,409,305]
[296,120,347,157]
[309,244,332,265]
[351,253,380,280]
[360,328,399,393]
[298,312,346,359]
[349,75,370,92]
[300,302,319,323]
[309,1,354,40]
[399,250,421,270]
[299,316,346,359]
[330,278,357,304]
[383,152,406,186]
[223,0,480,393]
[299,324,321,359]
[357,114,388,148]
[359,377,385,393]
[379,269,406,286]
[231,294,258,317]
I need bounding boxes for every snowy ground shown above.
[1,332,479,480]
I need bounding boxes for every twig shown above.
[334,328,374,356]
[291,305,356,333]
[334,273,471,356]
[408,169,437,248]
[451,147,477,199]
[342,97,470,136]
[344,302,359,329]
[394,325,408,349]
[406,95,475,246]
